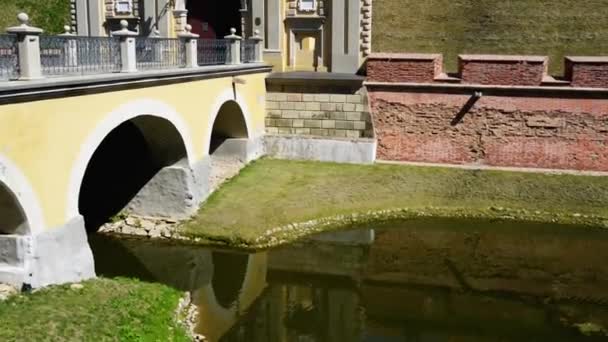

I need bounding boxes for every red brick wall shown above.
[566,57,608,88]
[459,55,548,86]
[368,90,608,171]
[366,53,442,83]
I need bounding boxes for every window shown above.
[115,0,133,15]
[298,0,317,12]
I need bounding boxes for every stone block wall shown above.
[366,53,442,83]
[266,91,372,138]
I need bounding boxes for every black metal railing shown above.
[136,37,185,70]
[39,36,121,76]
[0,34,18,80]
[197,39,230,66]
[241,39,256,63]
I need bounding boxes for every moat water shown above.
[89,218,608,341]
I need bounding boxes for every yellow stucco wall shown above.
[0,72,268,231]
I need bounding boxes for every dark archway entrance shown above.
[0,182,29,235]
[209,101,249,155]
[78,116,188,233]
[186,0,243,38]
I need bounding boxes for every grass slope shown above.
[373,0,608,74]
[0,0,70,34]
[182,159,608,246]
[0,278,190,342]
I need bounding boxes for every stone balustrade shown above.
[0,13,265,82]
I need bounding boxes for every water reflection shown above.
[89,218,608,341]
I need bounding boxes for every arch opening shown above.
[0,182,29,235]
[209,101,249,155]
[78,115,188,233]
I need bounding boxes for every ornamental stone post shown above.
[224,28,242,65]
[111,20,138,73]
[58,25,78,67]
[249,29,264,63]
[178,25,200,68]
[6,13,43,80]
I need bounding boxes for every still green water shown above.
[89,218,608,341]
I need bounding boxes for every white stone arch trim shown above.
[66,99,195,219]
[205,87,259,155]
[0,154,45,234]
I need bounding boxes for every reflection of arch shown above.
[211,251,250,308]
[66,99,195,220]
[0,154,44,234]
[194,253,268,341]
[205,88,255,155]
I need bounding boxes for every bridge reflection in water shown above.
[89,218,608,341]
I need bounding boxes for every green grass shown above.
[0,277,190,342]
[0,0,70,34]
[181,159,608,246]
[373,0,608,75]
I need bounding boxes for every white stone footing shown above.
[0,215,95,289]
[264,135,377,164]
[126,158,211,219]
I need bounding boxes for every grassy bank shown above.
[0,0,70,34]
[181,159,608,248]
[0,278,190,341]
[373,0,608,74]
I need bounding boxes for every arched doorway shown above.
[0,182,29,235]
[78,115,189,232]
[186,0,243,38]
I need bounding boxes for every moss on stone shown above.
[181,159,608,249]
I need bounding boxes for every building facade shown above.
[70,0,372,73]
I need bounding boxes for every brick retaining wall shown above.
[365,53,608,171]
[368,90,608,170]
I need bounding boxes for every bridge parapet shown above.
[1,13,265,82]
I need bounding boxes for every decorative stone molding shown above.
[287,0,324,17]
[173,9,188,34]
[360,0,372,57]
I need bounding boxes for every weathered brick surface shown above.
[366,53,443,83]
[566,57,608,88]
[459,55,548,86]
[368,90,608,171]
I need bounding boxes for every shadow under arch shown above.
[0,181,30,235]
[78,115,189,232]
[208,100,249,155]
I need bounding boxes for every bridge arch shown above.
[0,154,45,235]
[66,99,195,231]
[206,89,255,155]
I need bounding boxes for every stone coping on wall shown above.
[565,56,608,63]
[367,53,443,61]
[363,81,608,98]
[458,55,548,63]
[266,71,365,89]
